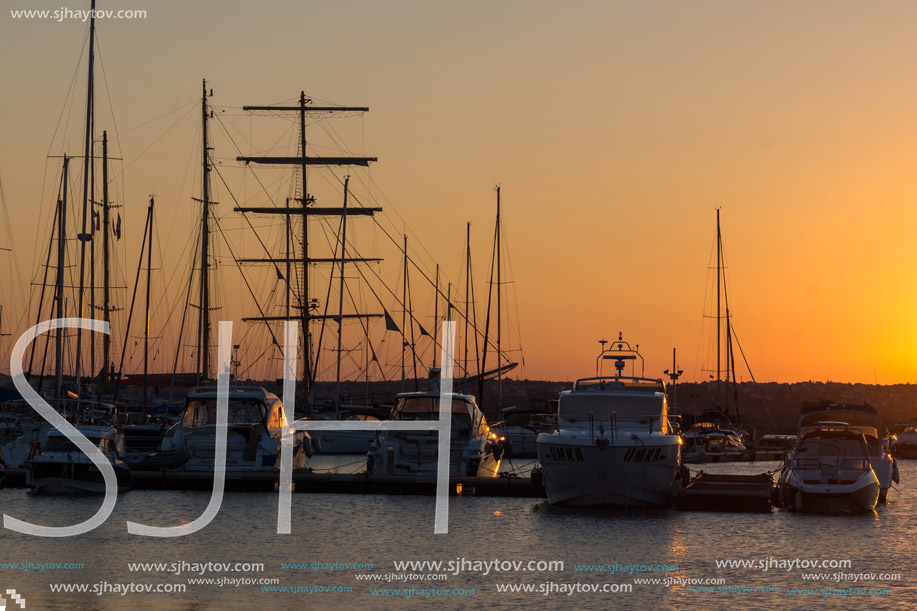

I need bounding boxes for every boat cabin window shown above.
[393,397,486,436]
[44,436,111,453]
[183,398,266,429]
[264,402,287,436]
[559,394,666,422]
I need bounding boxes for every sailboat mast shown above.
[433,264,439,369]
[463,223,470,381]
[55,157,70,401]
[407,237,419,390]
[496,186,502,411]
[719,216,740,426]
[479,203,497,413]
[285,197,291,324]
[199,79,212,383]
[235,96,375,401]
[74,0,96,396]
[715,207,721,407]
[144,197,154,414]
[335,177,349,404]
[401,234,407,393]
[299,91,311,403]
[101,130,111,386]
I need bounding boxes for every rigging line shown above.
[479,211,499,405]
[693,229,718,383]
[112,104,197,181]
[215,108,292,161]
[313,215,387,383]
[33,44,86,279]
[326,176,501,356]
[237,341,273,380]
[143,219,187,364]
[211,165,291,303]
[0,177,28,330]
[719,230,739,425]
[114,203,152,402]
[312,213,346,389]
[342,261,388,382]
[159,119,203,282]
[44,26,88,161]
[93,38,124,150]
[169,227,200,401]
[332,230,429,382]
[499,216,525,369]
[112,99,198,137]
[214,110,285,208]
[28,174,65,384]
[210,214,282,353]
[730,322,776,428]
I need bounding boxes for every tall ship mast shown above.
[235,93,378,405]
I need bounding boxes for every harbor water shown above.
[0,458,913,610]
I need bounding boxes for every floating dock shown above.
[3,468,781,512]
[678,472,775,513]
[1,468,546,497]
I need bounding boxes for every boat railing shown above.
[795,440,870,473]
[572,376,665,392]
[581,412,681,443]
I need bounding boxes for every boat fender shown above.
[366,453,375,474]
[595,437,609,448]
[492,440,504,462]
[892,459,900,484]
[302,436,314,458]
[310,432,321,454]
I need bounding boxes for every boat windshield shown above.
[798,438,866,459]
[559,394,666,422]
[44,436,110,453]
[393,397,487,438]
[182,398,266,429]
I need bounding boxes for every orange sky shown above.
[2,1,917,384]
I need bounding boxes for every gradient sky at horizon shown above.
[2,0,917,384]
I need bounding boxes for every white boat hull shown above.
[314,430,376,454]
[537,435,681,507]
[28,460,132,495]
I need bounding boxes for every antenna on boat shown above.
[663,347,684,411]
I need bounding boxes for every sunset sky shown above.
[2,1,917,385]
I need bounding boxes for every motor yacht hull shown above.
[536,435,681,507]
[367,436,500,478]
[314,430,376,454]
[785,482,879,515]
[28,459,132,495]
[894,442,917,460]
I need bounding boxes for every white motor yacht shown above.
[312,404,390,454]
[894,425,917,459]
[536,335,683,507]
[797,404,897,501]
[681,411,746,463]
[26,425,132,495]
[159,386,311,476]
[777,422,880,514]
[366,387,501,478]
